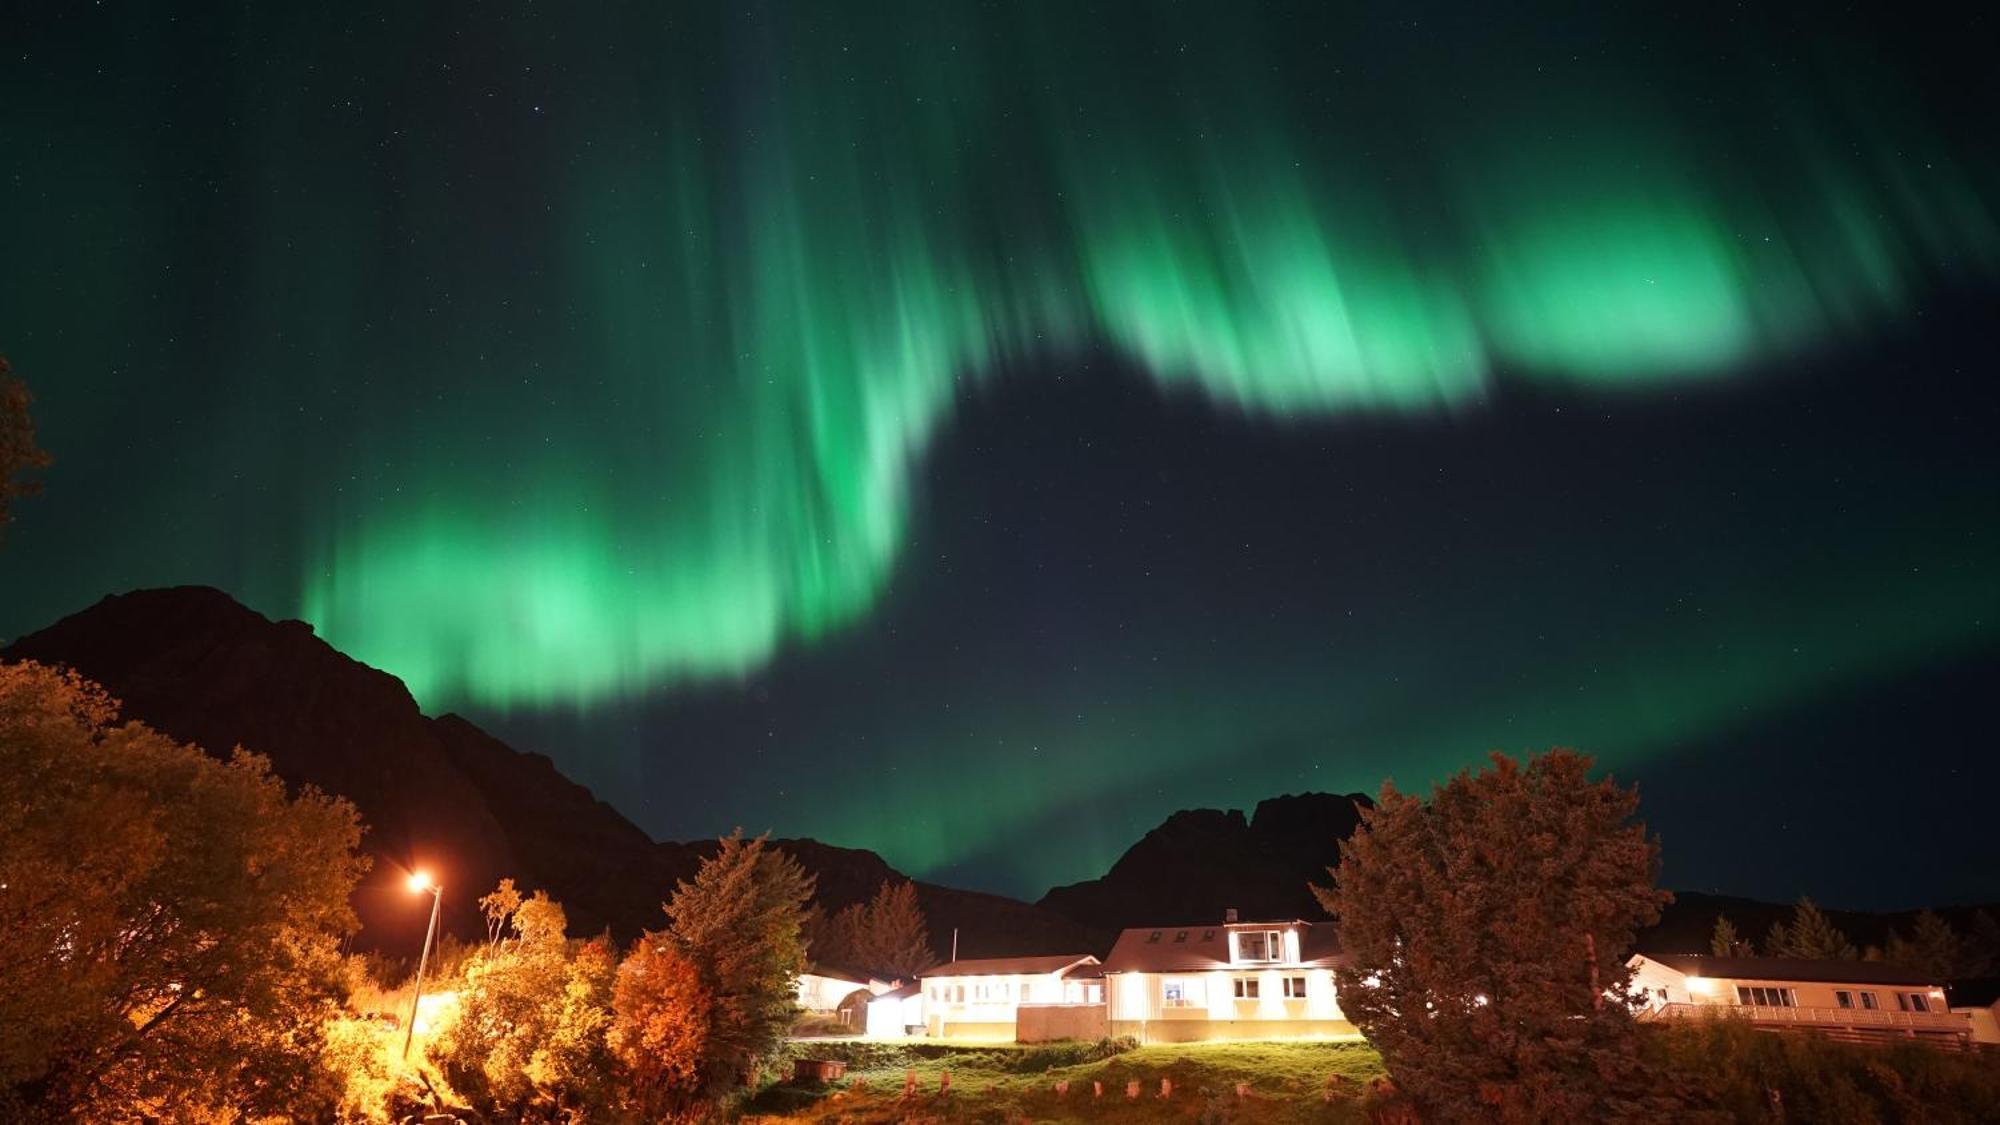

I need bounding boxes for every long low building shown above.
[916,954,1104,1040]
[1629,953,1967,1046]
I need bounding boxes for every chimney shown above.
[1224,908,1239,924]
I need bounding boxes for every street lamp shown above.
[402,870,443,1061]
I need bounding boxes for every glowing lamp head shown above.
[408,871,436,894]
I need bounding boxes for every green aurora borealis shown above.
[4,2,1998,900]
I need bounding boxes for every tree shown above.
[611,936,713,1122]
[430,888,616,1119]
[0,356,51,537]
[1965,910,2000,977]
[1313,749,1675,1122]
[1767,898,1856,960]
[1884,911,1963,980]
[1710,914,1750,957]
[479,877,523,948]
[810,880,933,980]
[0,660,368,1121]
[664,831,814,1098]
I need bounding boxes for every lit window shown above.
[1234,978,1260,999]
[1163,979,1190,1008]
[1236,929,1284,962]
[1283,976,1308,999]
[1174,930,1188,943]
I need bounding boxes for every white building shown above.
[1628,953,1968,1046]
[1945,979,2000,1046]
[1100,919,1356,1043]
[916,954,1102,1040]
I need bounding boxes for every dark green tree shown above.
[664,831,814,1099]
[1710,914,1750,957]
[1769,898,1856,960]
[1313,749,1676,1122]
[1884,911,1963,980]
[811,880,933,980]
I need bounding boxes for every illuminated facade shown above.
[1629,953,1968,1047]
[1100,919,1357,1043]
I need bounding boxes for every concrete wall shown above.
[931,1020,1016,1041]
[1018,1003,1108,1043]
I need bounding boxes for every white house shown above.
[1945,979,2000,1046]
[1100,918,1356,1043]
[1628,953,1967,1046]
[916,954,1102,1040]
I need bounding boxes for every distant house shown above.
[1629,953,1968,1047]
[916,954,1102,1040]
[1100,918,1356,1043]
[796,965,897,1027]
[1945,978,2000,1047]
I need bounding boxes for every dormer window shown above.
[1173,930,1189,943]
[1146,931,1162,943]
[1234,928,1285,963]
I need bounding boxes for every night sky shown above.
[4,3,1995,908]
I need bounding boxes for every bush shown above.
[1643,1021,2000,1124]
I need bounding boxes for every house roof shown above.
[1100,921,1344,973]
[918,954,1098,978]
[1637,953,1942,987]
[870,981,921,1002]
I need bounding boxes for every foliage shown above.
[480,876,523,948]
[809,879,934,980]
[429,888,617,1119]
[0,356,51,538]
[664,830,816,1100]
[1312,748,1675,1122]
[1884,910,1964,980]
[1710,914,1751,957]
[611,935,713,1121]
[1643,1019,2000,1124]
[1765,897,1857,960]
[743,1038,1384,1123]
[0,660,368,1121]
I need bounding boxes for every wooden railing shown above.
[1639,1001,1965,1035]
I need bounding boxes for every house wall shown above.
[921,970,1073,1038]
[1108,968,1343,1024]
[797,973,869,1013]
[1629,962,1949,1014]
[1018,1003,1109,1042]
[1958,1003,2000,1045]
[1110,1017,1359,1043]
[866,994,924,1038]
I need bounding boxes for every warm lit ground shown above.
[745,1038,1389,1122]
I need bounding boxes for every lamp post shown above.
[402,870,443,1061]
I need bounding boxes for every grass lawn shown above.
[744,1038,1389,1122]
